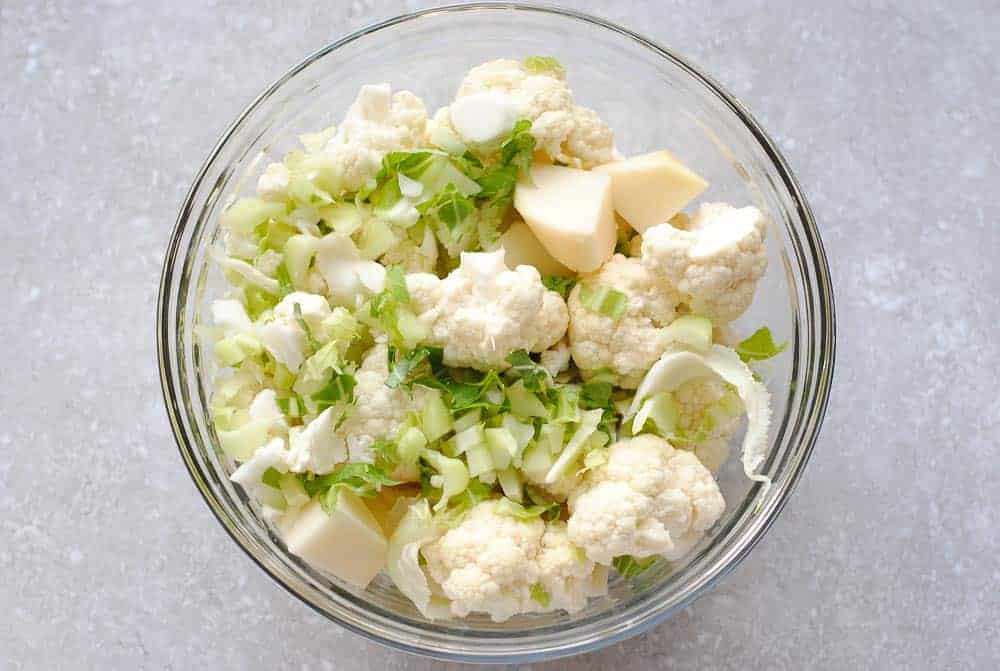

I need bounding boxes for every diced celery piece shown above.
[279,473,310,508]
[420,160,482,198]
[214,333,262,367]
[497,468,523,503]
[553,386,581,424]
[453,409,482,434]
[217,418,269,461]
[477,470,497,485]
[520,442,554,483]
[506,380,549,418]
[283,234,319,289]
[465,443,494,477]
[260,221,297,252]
[358,218,401,260]
[221,198,286,235]
[272,363,294,392]
[397,427,428,466]
[395,307,428,351]
[579,283,628,319]
[546,409,604,485]
[663,315,714,353]
[319,201,363,236]
[454,424,486,456]
[485,427,517,471]
[537,423,566,455]
[420,391,453,442]
[422,449,470,512]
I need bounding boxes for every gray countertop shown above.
[3,1,998,669]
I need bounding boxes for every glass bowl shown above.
[157,2,835,663]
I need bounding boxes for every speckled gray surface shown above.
[3,0,998,669]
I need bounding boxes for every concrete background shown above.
[3,1,998,669]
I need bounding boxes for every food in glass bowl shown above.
[205,57,786,622]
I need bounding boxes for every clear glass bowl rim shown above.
[156,2,836,663]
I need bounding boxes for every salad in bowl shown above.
[204,55,786,623]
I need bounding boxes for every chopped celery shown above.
[214,332,262,367]
[293,341,344,395]
[421,449,470,512]
[279,472,310,508]
[523,55,565,77]
[537,423,566,455]
[272,363,295,392]
[420,391,453,442]
[244,286,278,320]
[520,442,554,483]
[736,326,787,362]
[282,234,319,289]
[217,418,270,461]
[396,427,428,467]
[321,308,360,348]
[506,380,549,418]
[552,386,581,424]
[453,409,482,434]
[319,201,363,236]
[453,424,486,456]
[358,218,401,260]
[485,427,517,471]
[464,442,494,478]
[394,307,428,351]
[663,315,714,353]
[220,198,286,235]
[579,283,629,319]
[545,408,604,485]
[497,468,523,503]
[530,581,551,608]
[501,415,535,456]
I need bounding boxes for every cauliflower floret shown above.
[567,434,725,564]
[256,162,290,201]
[323,84,428,193]
[567,254,681,388]
[285,407,347,474]
[257,292,332,373]
[406,249,569,370]
[230,437,289,521]
[432,59,614,169]
[422,500,599,621]
[673,377,742,472]
[540,338,571,378]
[248,389,289,438]
[336,343,427,470]
[378,226,438,273]
[535,522,608,613]
[642,203,767,323]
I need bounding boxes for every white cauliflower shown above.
[567,434,725,564]
[378,226,439,273]
[285,407,347,474]
[406,249,569,370]
[248,389,288,438]
[641,203,767,323]
[567,254,681,388]
[421,500,600,621]
[230,437,290,521]
[672,377,742,473]
[336,343,427,470]
[323,84,429,193]
[257,292,332,373]
[432,59,614,168]
[256,162,290,201]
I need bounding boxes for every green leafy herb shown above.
[612,554,658,579]
[385,346,443,390]
[542,275,577,299]
[311,373,357,408]
[385,265,410,303]
[418,183,476,228]
[736,327,787,363]
[580,380,614,410]
[523,55,565,77]
[505,350,550,393]
[496,496,562,522]
[500,119,536,177]
[530,582,551,608]
[579,283,628,319]
[298,463,399,514]
[448,477,495,512]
